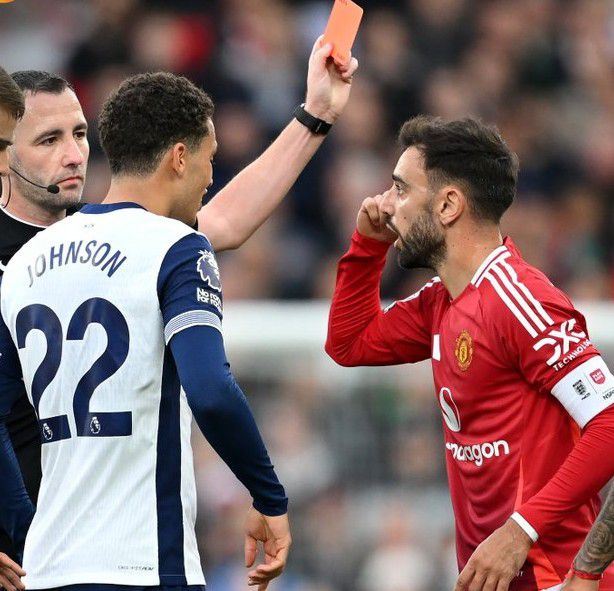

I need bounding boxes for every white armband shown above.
[551,356,614,428]
[510,512,539,543]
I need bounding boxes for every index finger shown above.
[254,547,288,575]
[335,51,353,71]
[455,564,476,591]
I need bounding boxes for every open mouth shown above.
[385,219,405,250]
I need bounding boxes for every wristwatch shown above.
[293,103,333,135]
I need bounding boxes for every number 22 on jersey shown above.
[16,297,131,443]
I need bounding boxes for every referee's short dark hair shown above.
[0,66,25,120]
[399,115,519,224]
[98,72,215,177]
[11,70,74,95]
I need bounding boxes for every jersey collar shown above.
[79,202,147,215]
[0,205,49,228]
[470,237,515,286]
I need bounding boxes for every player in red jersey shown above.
[325,116,614,591]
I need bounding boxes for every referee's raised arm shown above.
[198,36,358,252]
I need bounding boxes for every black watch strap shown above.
[293,103,333,135]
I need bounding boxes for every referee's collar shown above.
[79,202,147,214]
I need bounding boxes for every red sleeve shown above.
[325,231,435,367]
[517,404,614,536]
[485,256,614,535]
[492,263,598,396]
[486,261,613,423]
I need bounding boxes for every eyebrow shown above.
[392,173,408,187]
[32,122,88,144]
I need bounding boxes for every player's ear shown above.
[169,143,188,176]
[437,185,465,227]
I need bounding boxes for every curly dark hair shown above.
[98,72,214,176]
[399,115,519,223]
[0,66,25,120]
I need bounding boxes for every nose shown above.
[380,187,396,216]
[62,138,86,168]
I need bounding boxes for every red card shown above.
[322,0,364,65]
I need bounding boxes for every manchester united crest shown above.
[455,330,473,371]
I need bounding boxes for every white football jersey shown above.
[0,203,224,589]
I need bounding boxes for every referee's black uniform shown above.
[0,206,45,560]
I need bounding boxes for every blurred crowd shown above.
[2,1,614,590]
[2,0,614,302]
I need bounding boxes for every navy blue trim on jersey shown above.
[79,202,147,214]
[34,585,206,591]
[0,310,35,559]
[170,325,288,516]
[156,349,187,585]
[158,233,223,343]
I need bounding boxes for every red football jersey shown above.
[326,233,614,591]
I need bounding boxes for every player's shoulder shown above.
[474,239,576,334]
[385,276,446,312]
[77,203,213,251]
[476,240,568,303]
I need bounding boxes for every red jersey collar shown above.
[470,237,517,287]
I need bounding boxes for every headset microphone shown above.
[9,167,60,194]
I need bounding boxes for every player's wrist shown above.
[352,229,394,256]
[252,492,288,517]
[509,512,539,544]
[569,566,604,581]
[565,569,602,591]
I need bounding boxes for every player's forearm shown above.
[325,230,394,366]
[170,326,287,515]
[198,118,326,252]
[517,405,614,538]
[573,482,614,574]
[0,421,34,558]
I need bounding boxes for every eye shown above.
[41,137,57,146]
[75,130,87,140]
[395,184,404,195]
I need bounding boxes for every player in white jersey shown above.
[0,36,357,570]
[0,72,289,591]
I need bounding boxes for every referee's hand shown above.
[0,552,25,591]
[304,34,359,124]
[244,507,291,590]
